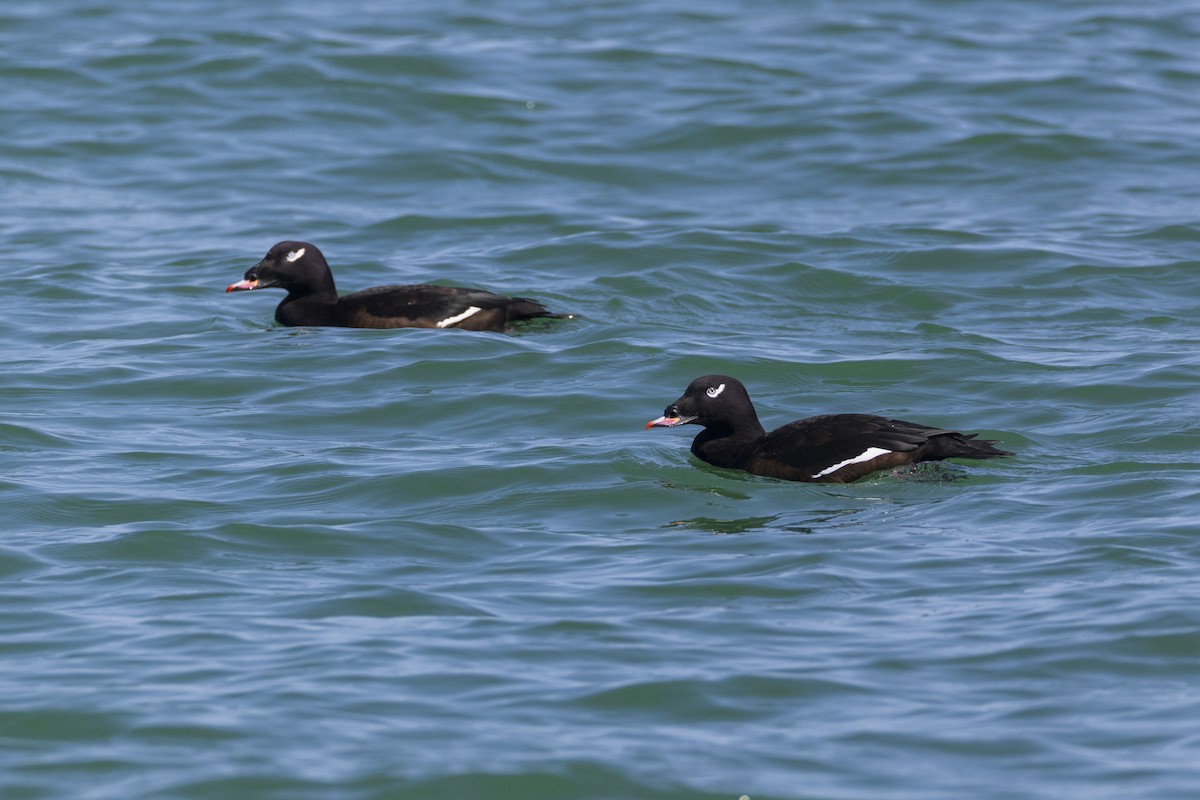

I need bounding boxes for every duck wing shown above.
[749,414,946,483]
[338,284,538,331]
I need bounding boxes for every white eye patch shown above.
[286,248,306,263]
[706,383,726,398]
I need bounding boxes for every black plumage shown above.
[225,241,563,331]
[646,375,1012,483]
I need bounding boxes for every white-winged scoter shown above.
[646,375,1013,483]
[226,241,564,331]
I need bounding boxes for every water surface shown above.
[3,2,1200,798]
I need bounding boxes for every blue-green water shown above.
[4,2,1200,798]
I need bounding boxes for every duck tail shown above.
[931,431,1014,461]
[506,297,572,322]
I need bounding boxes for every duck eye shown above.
[706,383,725,399]
[286,248,306,263]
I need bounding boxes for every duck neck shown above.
[705,414,766,442]
[731,411,767,440]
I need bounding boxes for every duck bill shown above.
[645,414,696,429]
[225,278,260,293]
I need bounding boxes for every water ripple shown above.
[4,1,1200,799]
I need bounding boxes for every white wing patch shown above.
[812,447,893,479]
[706,383,726,399]
[436,305,483,328]
[286,248,306,263]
